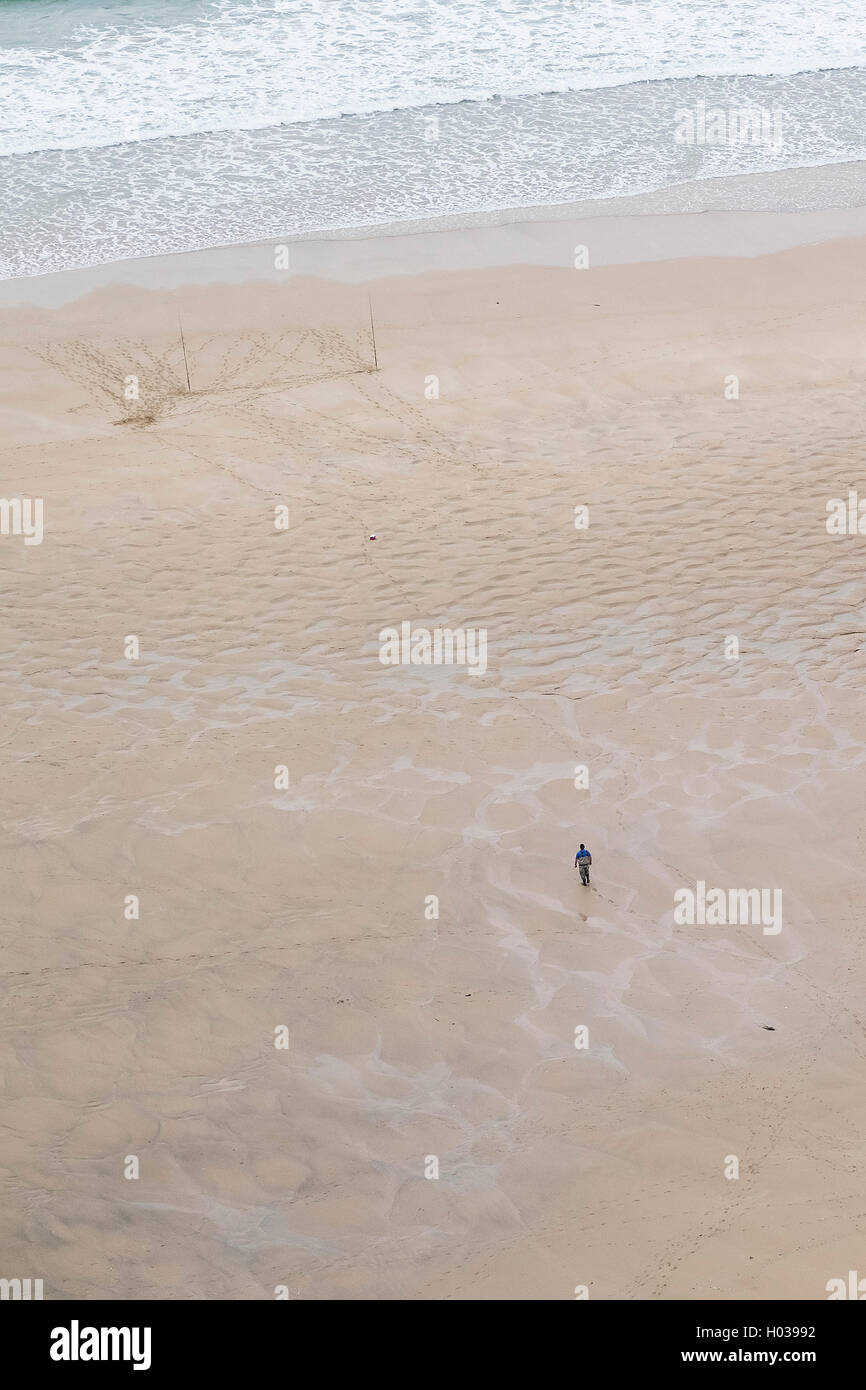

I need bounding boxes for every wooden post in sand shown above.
[178,314,192,393]
[368,296,379,371]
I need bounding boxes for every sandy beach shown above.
[2,196,865,1300]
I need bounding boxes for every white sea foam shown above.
[2,0,866,277]
[1,0,865,157]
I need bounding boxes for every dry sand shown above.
[1,205,865,1300]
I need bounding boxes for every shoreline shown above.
[4,159,866,309]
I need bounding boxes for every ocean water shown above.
[1,0,866,277]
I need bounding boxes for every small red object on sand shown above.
[369,534,376,540]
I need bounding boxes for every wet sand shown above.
[1,200,865,1298]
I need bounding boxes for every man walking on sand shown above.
[574,843,592,885]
